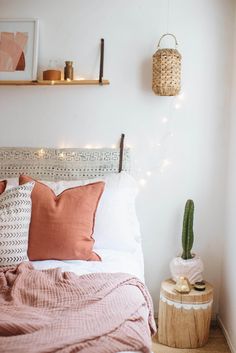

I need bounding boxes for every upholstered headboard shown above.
[0,147,130,181]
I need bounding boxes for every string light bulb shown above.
[163,159,171,167]
[178,92,185,101]
[38,149,45,157]
[159,159,172,173]
[139,178,147,187]
[175,103,181,110]
[162,117,168,124]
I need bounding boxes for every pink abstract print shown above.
[0,31,28,72]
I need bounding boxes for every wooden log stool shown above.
[158,279,213,348]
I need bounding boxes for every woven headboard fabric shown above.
[0,147,130,181]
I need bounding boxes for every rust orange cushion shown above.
[0,181,7,194]
[19,175,105,261]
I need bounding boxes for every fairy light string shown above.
[37,0,183,189]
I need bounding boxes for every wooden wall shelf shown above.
[0,79,110,86]
[0,39,108,87]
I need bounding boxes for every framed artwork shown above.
[0,19,39,81]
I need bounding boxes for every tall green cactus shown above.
[181,199,194,260]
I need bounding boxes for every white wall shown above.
[219,3,236,352]
[0,0,234,316]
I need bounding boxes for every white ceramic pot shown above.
[169,255,204,284]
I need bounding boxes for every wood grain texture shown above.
[161,279,213,304]
[0,79,110,86]
[158,279,213,348]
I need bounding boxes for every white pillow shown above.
[0,182,34,267]
[41,172,141,252]
[0,178,18,190]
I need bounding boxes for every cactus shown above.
[181,199,194,260]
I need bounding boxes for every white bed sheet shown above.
[33,245,154,353]
[33,244,145,282]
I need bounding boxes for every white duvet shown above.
[33,245,145,282]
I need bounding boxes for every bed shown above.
[0,144,156,353]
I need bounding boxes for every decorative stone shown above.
[175,276,191,294]
[170,255,204,284]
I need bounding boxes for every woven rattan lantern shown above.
[152,33,181,96]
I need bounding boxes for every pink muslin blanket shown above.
[0,262,156,353]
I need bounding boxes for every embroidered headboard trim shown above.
[0,147,130,181]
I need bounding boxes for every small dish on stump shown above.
[194,281,206,291]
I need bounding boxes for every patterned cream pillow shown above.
[0,182,34,267]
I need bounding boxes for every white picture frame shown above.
[0,18,39,81]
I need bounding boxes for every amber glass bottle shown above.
[64,61,74,80]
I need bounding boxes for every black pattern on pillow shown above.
[0,182,34,267]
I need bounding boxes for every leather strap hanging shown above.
[119,133,125,173]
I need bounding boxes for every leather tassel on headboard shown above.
[119,133,125,173]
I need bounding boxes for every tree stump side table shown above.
[158,279,213,348]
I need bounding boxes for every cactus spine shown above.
[181,199,194,260]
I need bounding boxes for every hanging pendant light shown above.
[152,33,181,96]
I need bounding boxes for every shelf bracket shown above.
[99,38,104,85]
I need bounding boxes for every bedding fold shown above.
[0,262,156,353]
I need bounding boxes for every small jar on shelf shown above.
[64,61,74,81]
